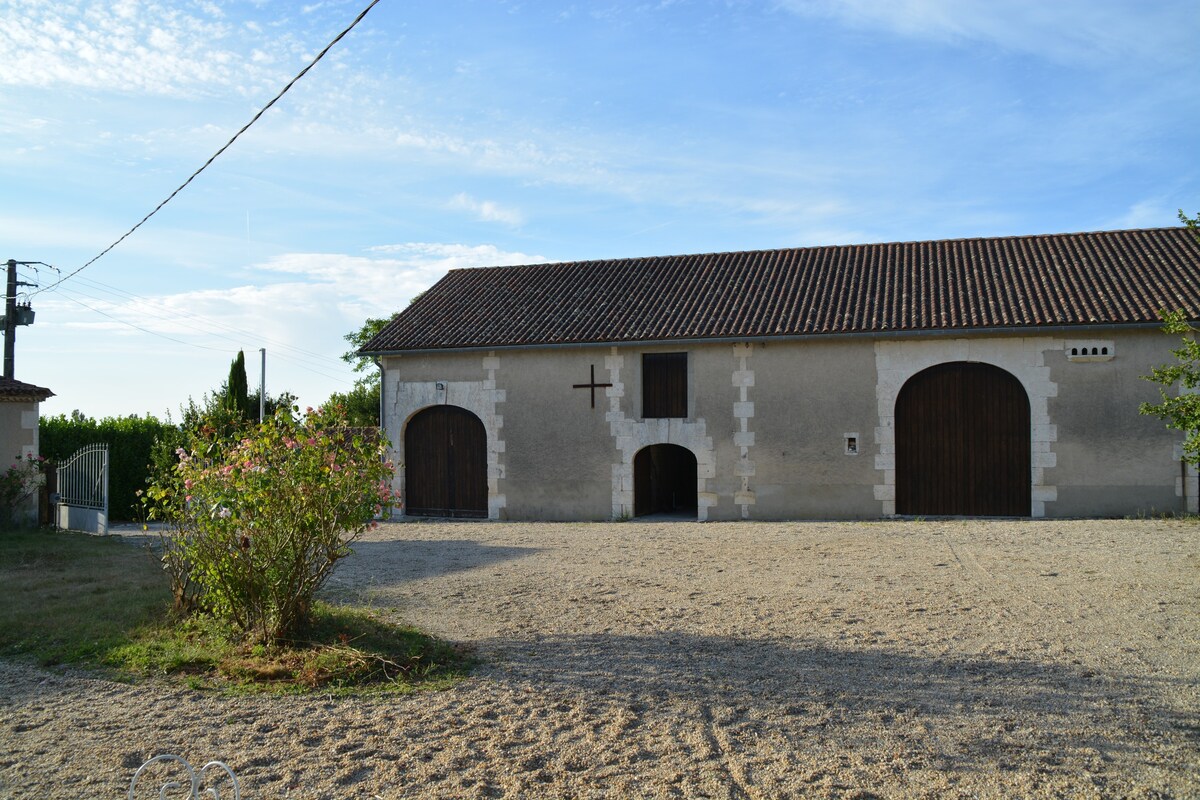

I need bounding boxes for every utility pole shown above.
[3,259,40,380]
[3,260,15,379]
[259,348,266,422]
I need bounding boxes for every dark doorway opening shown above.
[405,405,488,518]
[896,361,1031,516]
[634,444,698,518]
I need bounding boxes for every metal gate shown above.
[56,443,109,534]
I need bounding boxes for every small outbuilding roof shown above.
[361,227,1200,354]
[0,376,54,402]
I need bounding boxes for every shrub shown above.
[0,455,47,529]
[143,405,397,643]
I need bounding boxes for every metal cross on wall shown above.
[572,364,613,408]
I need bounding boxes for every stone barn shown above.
[360,227,1200,521]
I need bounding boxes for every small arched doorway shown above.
[896,361,1031,516]
[634,444,698,518]
[404,405,488,518]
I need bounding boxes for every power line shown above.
[54,287,358,385]
[59,294,233,353]
[30,0,382,298]
[67,275,351,368]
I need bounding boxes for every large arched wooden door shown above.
[404,405,487,518]
[896,362,1031,516]
[634,444,698,518]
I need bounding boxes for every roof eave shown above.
[362,320,1176,358]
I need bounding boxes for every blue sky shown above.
[2,0,1197,420]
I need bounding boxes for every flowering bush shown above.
[143,406,396,643]
[0,454,47,529]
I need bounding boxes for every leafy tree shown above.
[143,406,397,642]
[1183,209,1200,238]
[328,312,401,426]
[325,382,380,427]
[248,389,299,422]
[1140,210,1200,465]
[341,315,398,378]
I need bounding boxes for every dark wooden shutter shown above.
[896,362,1031,516]
[405,405,488,518]
[643,353,687,418]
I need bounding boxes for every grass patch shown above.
[0,527,169,666]
[112,603,473,695]
[0,527,472,694]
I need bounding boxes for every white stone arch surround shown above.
[873,337,1059,517]
[386,351,507,519]
[605,347,716,520]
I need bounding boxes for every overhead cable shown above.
[31,0,382,298]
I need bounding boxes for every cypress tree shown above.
[225,350,252,422]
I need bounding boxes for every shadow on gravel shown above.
[490,633,1192,765]
[338,539,541,585]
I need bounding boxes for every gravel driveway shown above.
[2,518,1198,798]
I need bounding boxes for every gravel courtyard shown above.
[2,518,1198,798]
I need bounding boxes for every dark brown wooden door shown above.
[405,405,488,518]
[634,444,698,517]
[896,362,1031,516]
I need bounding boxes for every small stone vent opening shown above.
[1066,340,1115,362]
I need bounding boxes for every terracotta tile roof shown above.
[0,376,54,402]
[362,227,1200,353]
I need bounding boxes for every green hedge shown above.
[40,414,183,522]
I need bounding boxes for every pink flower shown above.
[184,479,194,490]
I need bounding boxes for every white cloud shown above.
[776,0,1196,64]
[447,193,526,226]
[1107,200,1180,231]
[27,242,546,418]
[0,1,288,97]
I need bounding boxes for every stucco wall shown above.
[0,401,38,463]
[1045,329,1185,517]
[487,347,616,520]
[385,340,881,520]
[716,339,879,520]
[1,399,41,525]
[381,328,1188,521]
